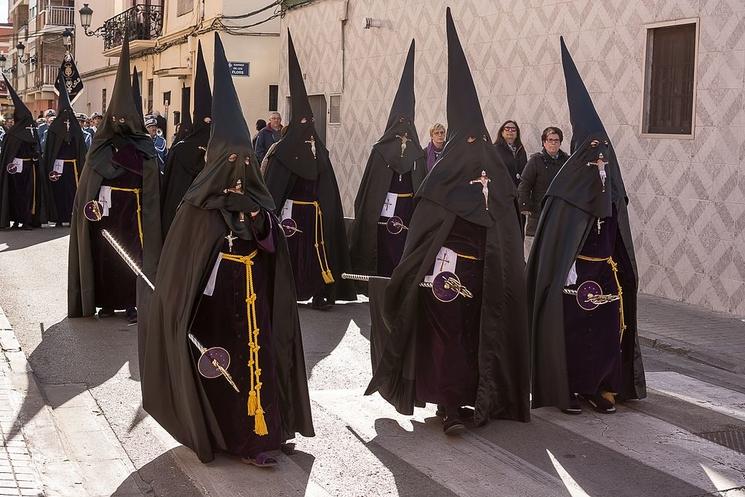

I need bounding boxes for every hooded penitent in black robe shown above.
[44,74,88,224]
[175,85,193,143]
[68,35,161,317]
[264,31,355,304]
[160,41,212,239]
[132,66,144,120]
[349,40,427,279]
[365,9,530,425]
[142,33,314,463]
[527,38,645,411]
[0,76,48,229]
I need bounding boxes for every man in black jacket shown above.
[517,126,568,252]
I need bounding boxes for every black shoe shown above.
[97,307,115,318]
[561,393,583,415]
[436,405,474,420]
[311,295,333,310]
[125,308,138,324]
[19,224,32,231]
[585,392,616,414]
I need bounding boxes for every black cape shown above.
[0,77,48,228]
[349,39,427,278]
[44,75,89,223]
[527,37,645,410]
[68,35,161,318]
[264,31,355,301]
[365,9,530,425]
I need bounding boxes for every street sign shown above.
[229,62,250,77]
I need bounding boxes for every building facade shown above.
[0,23,13,111]
[279,0,745,315]
[7,0,74,116]
[72,0,281,143]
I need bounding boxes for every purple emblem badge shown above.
[83,200,104,222]
[432,271,460,303]
[576,280,603,311]
[197,346,232,379]
[386,215,407,235]
[281,218,302,237]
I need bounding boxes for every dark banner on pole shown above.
[58,52,83,103]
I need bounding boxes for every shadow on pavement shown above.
[108,450,206,497]
[299,300,371,374]
[348,418,460,497]
[0,226,69,252]
[7,314,139,442]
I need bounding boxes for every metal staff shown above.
[342,272,473,301]
[101,229,240,392]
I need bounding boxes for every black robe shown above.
[365,198,530,425]
[0,129,48,228]
[68,137,161,317]
[265,142,356,302]
[349,149,426,278]
[527,180,646,410]
[44,118,88,224]
[160,125,210,239]
[141,204,314,462]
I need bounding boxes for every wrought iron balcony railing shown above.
[103,4,163,51]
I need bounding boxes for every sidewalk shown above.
[638,293,745,375]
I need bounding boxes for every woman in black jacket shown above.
[494,120,528,188]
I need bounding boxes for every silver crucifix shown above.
[225,231,237,252]
[64,119,70,132]
[25,125,35,139]
[470,170,491,210]
[305,135,317,159]
[395,133,411,158]
[587,153,608,192]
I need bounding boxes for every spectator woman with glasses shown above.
[493,120,527,189]
[517,126,569,252]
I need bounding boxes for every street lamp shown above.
[15,42,36,65]
[62,28,73,49]
[78,4,103,37]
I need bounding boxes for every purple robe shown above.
[190,226,282,458]
[376,172,415,276]
[282,176,325,300]
[563,205,623,395]
[415,219,484,406]
[91,166,142,310]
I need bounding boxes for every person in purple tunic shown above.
[527,37,646,416]
[264,31,356,309]
[425,122,446,172]
[366,9,530,436]
[349,39,427,280]
[142,33,313,467]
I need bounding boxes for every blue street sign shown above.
[229,62,250,77]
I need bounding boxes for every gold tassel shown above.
[322,269,335,284]
[254,408,268,436]
[247,390,257,415]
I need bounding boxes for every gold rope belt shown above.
[221,249,268,436]
[290,200,334,284]
[393,192,413,198]
[576,254,626,342]
[61,159,79,186]
[109,187,143,248]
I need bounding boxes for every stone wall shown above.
[280,0,745,315]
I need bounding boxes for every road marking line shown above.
[547,449,593,497]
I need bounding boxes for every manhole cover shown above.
[695,428,745,455]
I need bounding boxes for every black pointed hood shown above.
[372,39,424,175]
[182,32,274,239]
[416,8,512,227]
[3,74,36,143]
[132,65,144,120]
[192,40,212,132]
[176,84,192,141]
[92,34,147,145]
[561,37,606,154]
[47,73,84,145]
[271,30,327,180]
[545,36,624,219]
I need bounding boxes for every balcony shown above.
[35,5,74,33]
[102,4,163,56]
[33,64,57,89]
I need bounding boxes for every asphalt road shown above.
[1,228,744,497]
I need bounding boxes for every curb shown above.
[638,328,744,375]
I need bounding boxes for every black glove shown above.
[223,192,260,214]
